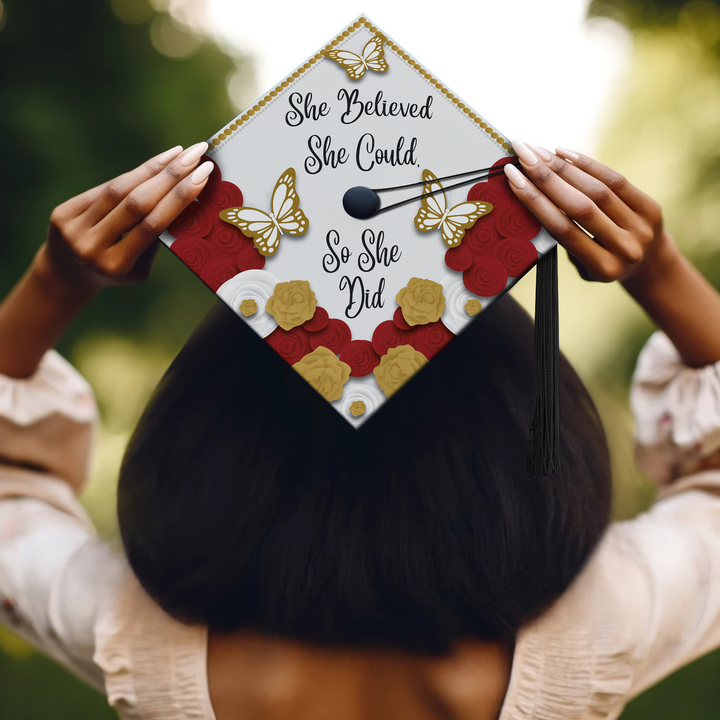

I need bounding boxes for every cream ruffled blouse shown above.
[2,331,720,720]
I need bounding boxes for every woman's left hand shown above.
[0,141,215,378]
[37,141,214,297]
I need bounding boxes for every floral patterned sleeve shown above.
[630,330,720,485]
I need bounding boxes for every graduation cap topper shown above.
[162,15,561,476]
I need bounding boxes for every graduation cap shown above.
[160,15,561,477]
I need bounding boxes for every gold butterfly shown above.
[219,168,309,257]
[414,170,493,248]
[323,35,389,80]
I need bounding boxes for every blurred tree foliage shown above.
[0,0,246,716]
[0,0,236,358]
[586,0,720,717]
[589,0,720,393]
[591,0,720,28]
[0,640,117,719]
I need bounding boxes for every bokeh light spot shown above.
[149,14,201,59]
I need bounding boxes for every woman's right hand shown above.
[504,141,720,369]
[503,140,675,285]
[35,141,214,299]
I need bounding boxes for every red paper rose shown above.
[265,325,312,365]
[408,321,455,360]
[302,306,329,333]
[495,203,541,242]
[372,320,410,356]
[236,242,266,272]
[445,244,473,272]
[467,181,513,209]
[463,255,507,296]
[393,306,412,330]
[170,236,217,272]
[206,219,247,256]
[309,318,352,354]
[199,257,239,292]
[340,340,381,377]
[493,238,538,278]
[465,218,502,257]
[467,183,482,201]
[203,180,244,215]
[168,200,213,239]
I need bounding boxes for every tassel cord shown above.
[526,244,561,478]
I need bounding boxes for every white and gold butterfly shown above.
[219,168,309,257]
[414,170,493,248]
[323,35,389,80]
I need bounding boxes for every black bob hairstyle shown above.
[118,293,612,655]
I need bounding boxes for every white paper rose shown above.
[439,272,489,335]
[216,269,282,338]
[330,377,387,427]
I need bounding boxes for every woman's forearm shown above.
[0,246,96,378]
[621,230,720,368]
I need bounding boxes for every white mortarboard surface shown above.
[161,14,556,427]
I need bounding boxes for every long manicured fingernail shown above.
[556,147,580,161]
[532,145,553,162]
[157,145,183,164]
[512,139,538,166]
[192,161,214,185]
[180,141,209,167]
[505,164,527,189]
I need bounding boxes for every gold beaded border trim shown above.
[209,17,514,155]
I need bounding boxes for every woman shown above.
[1,138,719,720]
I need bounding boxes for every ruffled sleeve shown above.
[0,349,98,493]
[630,330,720,485]
[92,561,214,720]
[499,475,720,720]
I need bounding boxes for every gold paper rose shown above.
[396,277,446,326]
[266,280,317,331]
[240,299,258,316]
[373,344,428,398]
[464,298,482,316]
[349,400,366,417]
[293,346,351,402]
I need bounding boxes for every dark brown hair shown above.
[118,294,612,655]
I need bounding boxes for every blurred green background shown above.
[1,0,720,717]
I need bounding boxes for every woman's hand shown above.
[503,141,674,284]
[504,141,720,368]
[36,141,214,298]
[0,142,215,378]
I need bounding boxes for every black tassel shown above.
[526,244,561,478]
